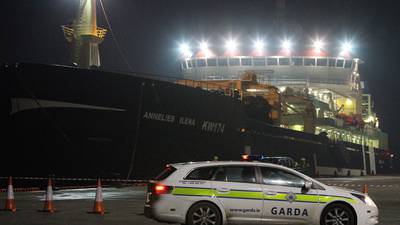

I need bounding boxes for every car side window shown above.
[213,166,257,183]
[185,166,217,180]
[260,167,305,188]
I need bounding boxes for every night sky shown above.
[4,0,400,167]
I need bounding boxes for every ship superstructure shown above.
[179,41,388,174]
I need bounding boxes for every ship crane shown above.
[62,0,107,68]
[280,87,316,134]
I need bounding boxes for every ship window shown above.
[197,59,206,67]
[328,58,336,67]
[267,58,278,65]
[229,58,240,66]
[279,58,290,65]
[207,58,217,66]
[218,58,228,66]
[187,60,192,68]
[191,59,197,67]
[181,61,187,69]
[344,60,352,68]
[304,58,316,66]
[291,58,303,66]
[317,58,328,66]
[336,59,344,67]
[241,58,252,66]
[253,57,266,66]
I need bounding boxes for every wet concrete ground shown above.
[0,176,399,225]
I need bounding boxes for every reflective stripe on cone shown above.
[39,178,56,213]
[4,176,16,212]
[87,178,106,214]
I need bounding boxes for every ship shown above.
[1,0,392,180]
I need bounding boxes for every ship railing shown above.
[125,71,243,98]
[175,79,244,99]
[61,25,107,40]
[129,72,236,92]
[61,25,75,42]
[95,27,108,38]
[262,78,348,86]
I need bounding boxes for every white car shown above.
[144,161,378,225]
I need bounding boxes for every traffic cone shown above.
[362,184,368,194]
[4,176,16,212]
[39,178,56,213]
[87,178,105,214]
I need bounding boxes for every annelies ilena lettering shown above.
[142,112,175,123]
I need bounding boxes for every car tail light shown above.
[154,184,173,195]
[242,154,249,161]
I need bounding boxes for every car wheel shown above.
[321,203,356,225]
[187,202,222,225]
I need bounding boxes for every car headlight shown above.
[364,196,377,207]
[351,193,377,207]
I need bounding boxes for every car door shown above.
[211,165,263,224]
[259,166,319,224]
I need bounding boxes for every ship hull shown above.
[2,63,369,179]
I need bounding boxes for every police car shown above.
[144,161,378,225]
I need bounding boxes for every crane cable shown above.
[99,0,134,72]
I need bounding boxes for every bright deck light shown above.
[179,42,192,57]
[179,43,189,53]
[281,39,292,50]
[199,41,209,51]
[253,40,265,51]
[313,39,324,51]
[225,39,238,52]
[199,41,213,57]
[341,41,353,52]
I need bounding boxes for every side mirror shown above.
[302,181,312,193]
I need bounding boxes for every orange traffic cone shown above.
[362,184,368,194]
[4,176,16,212]
[39,178,56,213]
[87,178,105,214]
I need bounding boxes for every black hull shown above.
[2,63,370,179]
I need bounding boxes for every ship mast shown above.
[62,0,107,68]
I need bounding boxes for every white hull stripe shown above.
[10,98,126,115]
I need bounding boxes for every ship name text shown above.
[179,117,196,126]
[142,112,175,123]
[142,111,226,133]
[202,121,225,133]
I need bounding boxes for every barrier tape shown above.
[0,176,149,192]
[0,187,40,193]
[327,184,400,188]
[0,176,149,183]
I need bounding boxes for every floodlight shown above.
[253,40,265,51]
[199,41,209,51]
[341,41,353,52]
[225,39,238,52]
[313,39,324,51]
[281,39,292,50]
[179,43,190,54]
